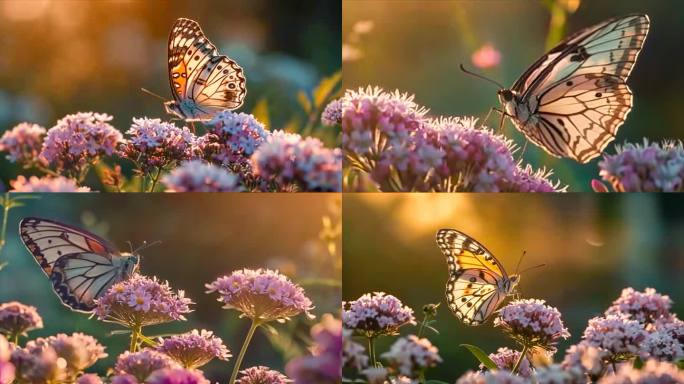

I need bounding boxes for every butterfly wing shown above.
[50,253,124,311]
[436,229,510,325]
[512,14,649,163]
[167,18,246,120]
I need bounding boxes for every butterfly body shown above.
[496,14,649,163]
[19,217,139,312]
[164,18,246,122]
[436,229,519,326]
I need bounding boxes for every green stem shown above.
[0,193,10,253]
[12,333,19,346]
[129,325,142,352]
[512,345,528,374]
[367,336,377,367]
[229,319,261,384]
[148,167,163,192]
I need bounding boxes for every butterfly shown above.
[19,217,140,312]
[435,229,519,326]
[471,14,649,163]
[164,18,247,122]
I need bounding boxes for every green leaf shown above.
[137,333,158,347]
[312,71,342,108]
[107,330,132,336]
[461,344,497,370]
[633,356,644,369]
[297,91,312,114]
[251,98,271,129]
[261,323,279,336]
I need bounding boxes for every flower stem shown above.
[148,167,163,192]
[0,193,11,254]
[229,319,261,384]
[129,325,142,352]
[11,333,19,346]
[512,345,528,374]
[367,336,378,367]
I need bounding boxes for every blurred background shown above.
[0,193,341,381]
[0,0,341,183]
[342,0,683,191]
[343,193,684,380]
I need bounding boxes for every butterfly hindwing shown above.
[50,253,121,311]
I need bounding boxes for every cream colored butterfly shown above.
[435,229,520,326]
[164,18,247,122]
[466,14,649,163]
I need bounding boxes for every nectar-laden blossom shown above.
[481,347,532,378]
[533,364,586,384]
[494,299,570,351]
[251,130,342,192]
[380,335,442,378]
[161,160,242,192]
[76,373,103,384]
[10,175,91,192]
[114,350,180,382]
[119,118,196,174]
[94,274,193,328]
[561,342,609,378]
[146,368,210,384]
[200,111,268,170]
[156,329,230,369]
[0,302,43,340]
[605,287,672,324]
[321,99,343,126]
[598,140,684,192]
[456,369,525,384]
[598,359,684,384]
[236,366,290,384]
[642,327,683,362]
[581,315,647,362]
[286,314,342,384]
[0,335,15,384]
[343,292,415,338]
[0,123,46,165]
[27,333,106,377]
[206,268,314,323]
[40,112,123,178]
[471,43,501,69]
[10,344,66,384]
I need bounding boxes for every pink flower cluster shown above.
[10,341,66,383]
[251,131,342,191]
[114,349,180,382]
[493,299,570,351]
[10,175,91,192]
[119,118,196,173]
[26,333,106,377]
[236,366,290,384]
[0,336,15,384]
[200,111,268,171]
[94,274,193,327]
[342,329,368,371]
[600,360,684,383]
[206,268,314,322]
[380,335,442,378]
[156,329,231,369]
[161,160,241,192]
[482,347,532,378]
[342,292,415,337]
[286,314,342,384]
[0,123,46,165]
[0,302,43,339]
[456,369,524,384]
[321,99,343,126]
[339,87,564,192]
[146,368,209,384]
[605,287,672,324]
[597,140,684,192]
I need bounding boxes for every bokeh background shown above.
[0,193,341,381]
[342,0,683,191]
[343,193,684,380]
[0,0,341,183]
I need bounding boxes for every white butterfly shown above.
[476,14,649,163]
[435,229,519,326]
[164,18,247,122]
[19,217,140,312]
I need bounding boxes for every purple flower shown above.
[361,367,388,384]
[10,344,66,384]
[581,315,647,362]
[605,287,672,325]
[0,335,15,384]
[286,314,342,384]
[76,373,103,384]
[251,131,342,192]
[146,368,210,384]
[27,333,106,377]
[380,335,442,378]
[0,123,46,165]
[342,292,415,338]
[157,329,230,369]
[598,359,684,384]
[162,160,241,192]
[342,329,368,372]
[111,374,139,384]
[236,366,290,384]
[206,268,314,322]
[119,118,196,174]
[598,140,684,192]
[456,370,525,384]
[562,342,609,379]
[533,364,586,384]
[642,327,683,362]
[200,111,268,170]
[480,347,532,378]
[0,302,43,340]
[94,274,193,328]
[321,99,343,126]
[10,175,91,192]
[114,350,180,382]
[511,165,566,192]
[40,112,123,179]
[494,299,570,351]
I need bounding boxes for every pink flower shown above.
[0,123,46,165]
[321,99,343,126]
[146,368,210,384]
[27,333,106,377]
[10,344,66,384]
[456,370,524,384]
[206,268,313,322]
[343,329,368,371]
[201,112,268,168]
[0,335,15,384]
[236,366,290,384]
[381,335,442,378]
[471,43,501,69]
[10,176,90,192]
[598,359,684,383]
[76,374,103,384]
[0,302,43,340]
[157,329,231,369]
[494,299,570,351]
[481,347,532,378]
[343,292,415,338]
[114,350,180,382]
[162,160,241,192]
[286,314,342,384]
[582,315,647,362]
[605,287,672,325]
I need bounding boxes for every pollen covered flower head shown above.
[206,268,314,323]
[286,314,342,384]
[480,347,532,378]
[236,366,290,384]
[581,315,647,361]
[0,122,46,165]
[146,368,210,384]
[605,287,672,324]
[494,299,570,351]
[380,335,442,378]
[40,112,123,177]
[156,329,230,369]
[0,301,43,339]
[162,160,241,192]
[343,292,415,338]
[119,118,196,173]
[27,333,106,376]
[94,274,193,328]
[114,350,180,382]
[201,111,268,169]
[10,175,91,192]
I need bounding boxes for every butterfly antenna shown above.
[519,263,546,274]
[140,88,166,101]
[459,64,505,89]
[514,250,526,275]
[133,240,162,254]
[125,241,134,253]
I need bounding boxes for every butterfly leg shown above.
[478,107,506,130]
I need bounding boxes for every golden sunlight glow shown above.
[2,0,51,21]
